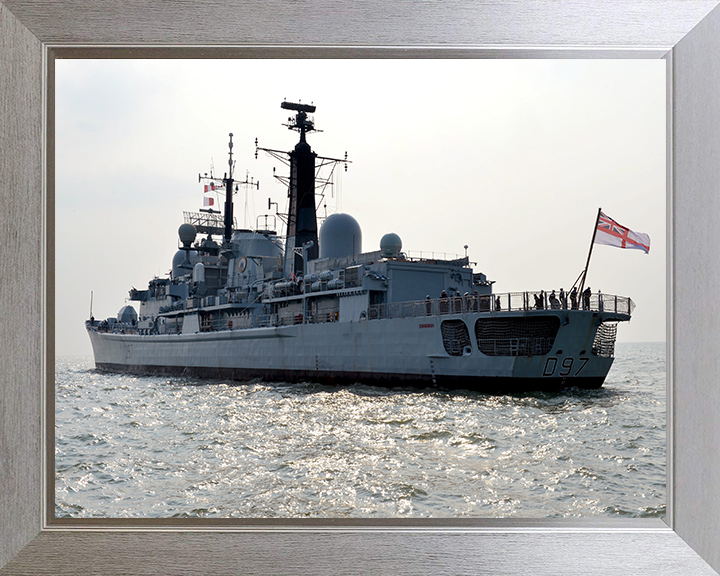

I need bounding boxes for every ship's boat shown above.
[86,101,634,392]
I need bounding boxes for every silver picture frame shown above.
[2,1,719,574]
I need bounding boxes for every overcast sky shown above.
[55,59,665,357]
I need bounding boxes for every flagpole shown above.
[578,207,602,298]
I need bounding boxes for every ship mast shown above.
[197,133,258,246]
[223,133,235,245]
[256,101,349,277]
[283,101,319,275]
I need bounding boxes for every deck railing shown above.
[87,291,633,336]
[214,308,340,331]
[367,291,634,321]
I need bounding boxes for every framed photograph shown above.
[53,58,666,521]
[2,1,720,574]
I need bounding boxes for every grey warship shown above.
[86,101,634,392]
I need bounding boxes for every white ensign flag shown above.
[594,211,650,254]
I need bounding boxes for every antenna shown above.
[239,169,261,228]
[228,133,234,179]
[281,101,316,113]
[281,101,319,142]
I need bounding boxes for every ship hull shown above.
[93,361,606,392]
[88,309,617,393]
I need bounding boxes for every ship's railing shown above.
[367,291,635,321]
[85,319,139,334]
[263,307,340,327]
[403,250,465,263]
[201,306,341,332]
[88,291,632,336]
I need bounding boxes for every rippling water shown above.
[55,342,665,518]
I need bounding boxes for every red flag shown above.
[204,182,216,193]
[203,197,214,207]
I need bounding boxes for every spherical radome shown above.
[178,223,197,247]
[380,232,402,257]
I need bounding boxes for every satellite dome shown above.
[319,213,362,259]
[117,305,137,323]
[380,233,402,258]
[178,223,197,248]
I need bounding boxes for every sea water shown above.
[55,342,665,518]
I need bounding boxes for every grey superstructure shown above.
[86,101,634,392]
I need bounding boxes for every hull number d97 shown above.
[543,356,589,377]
